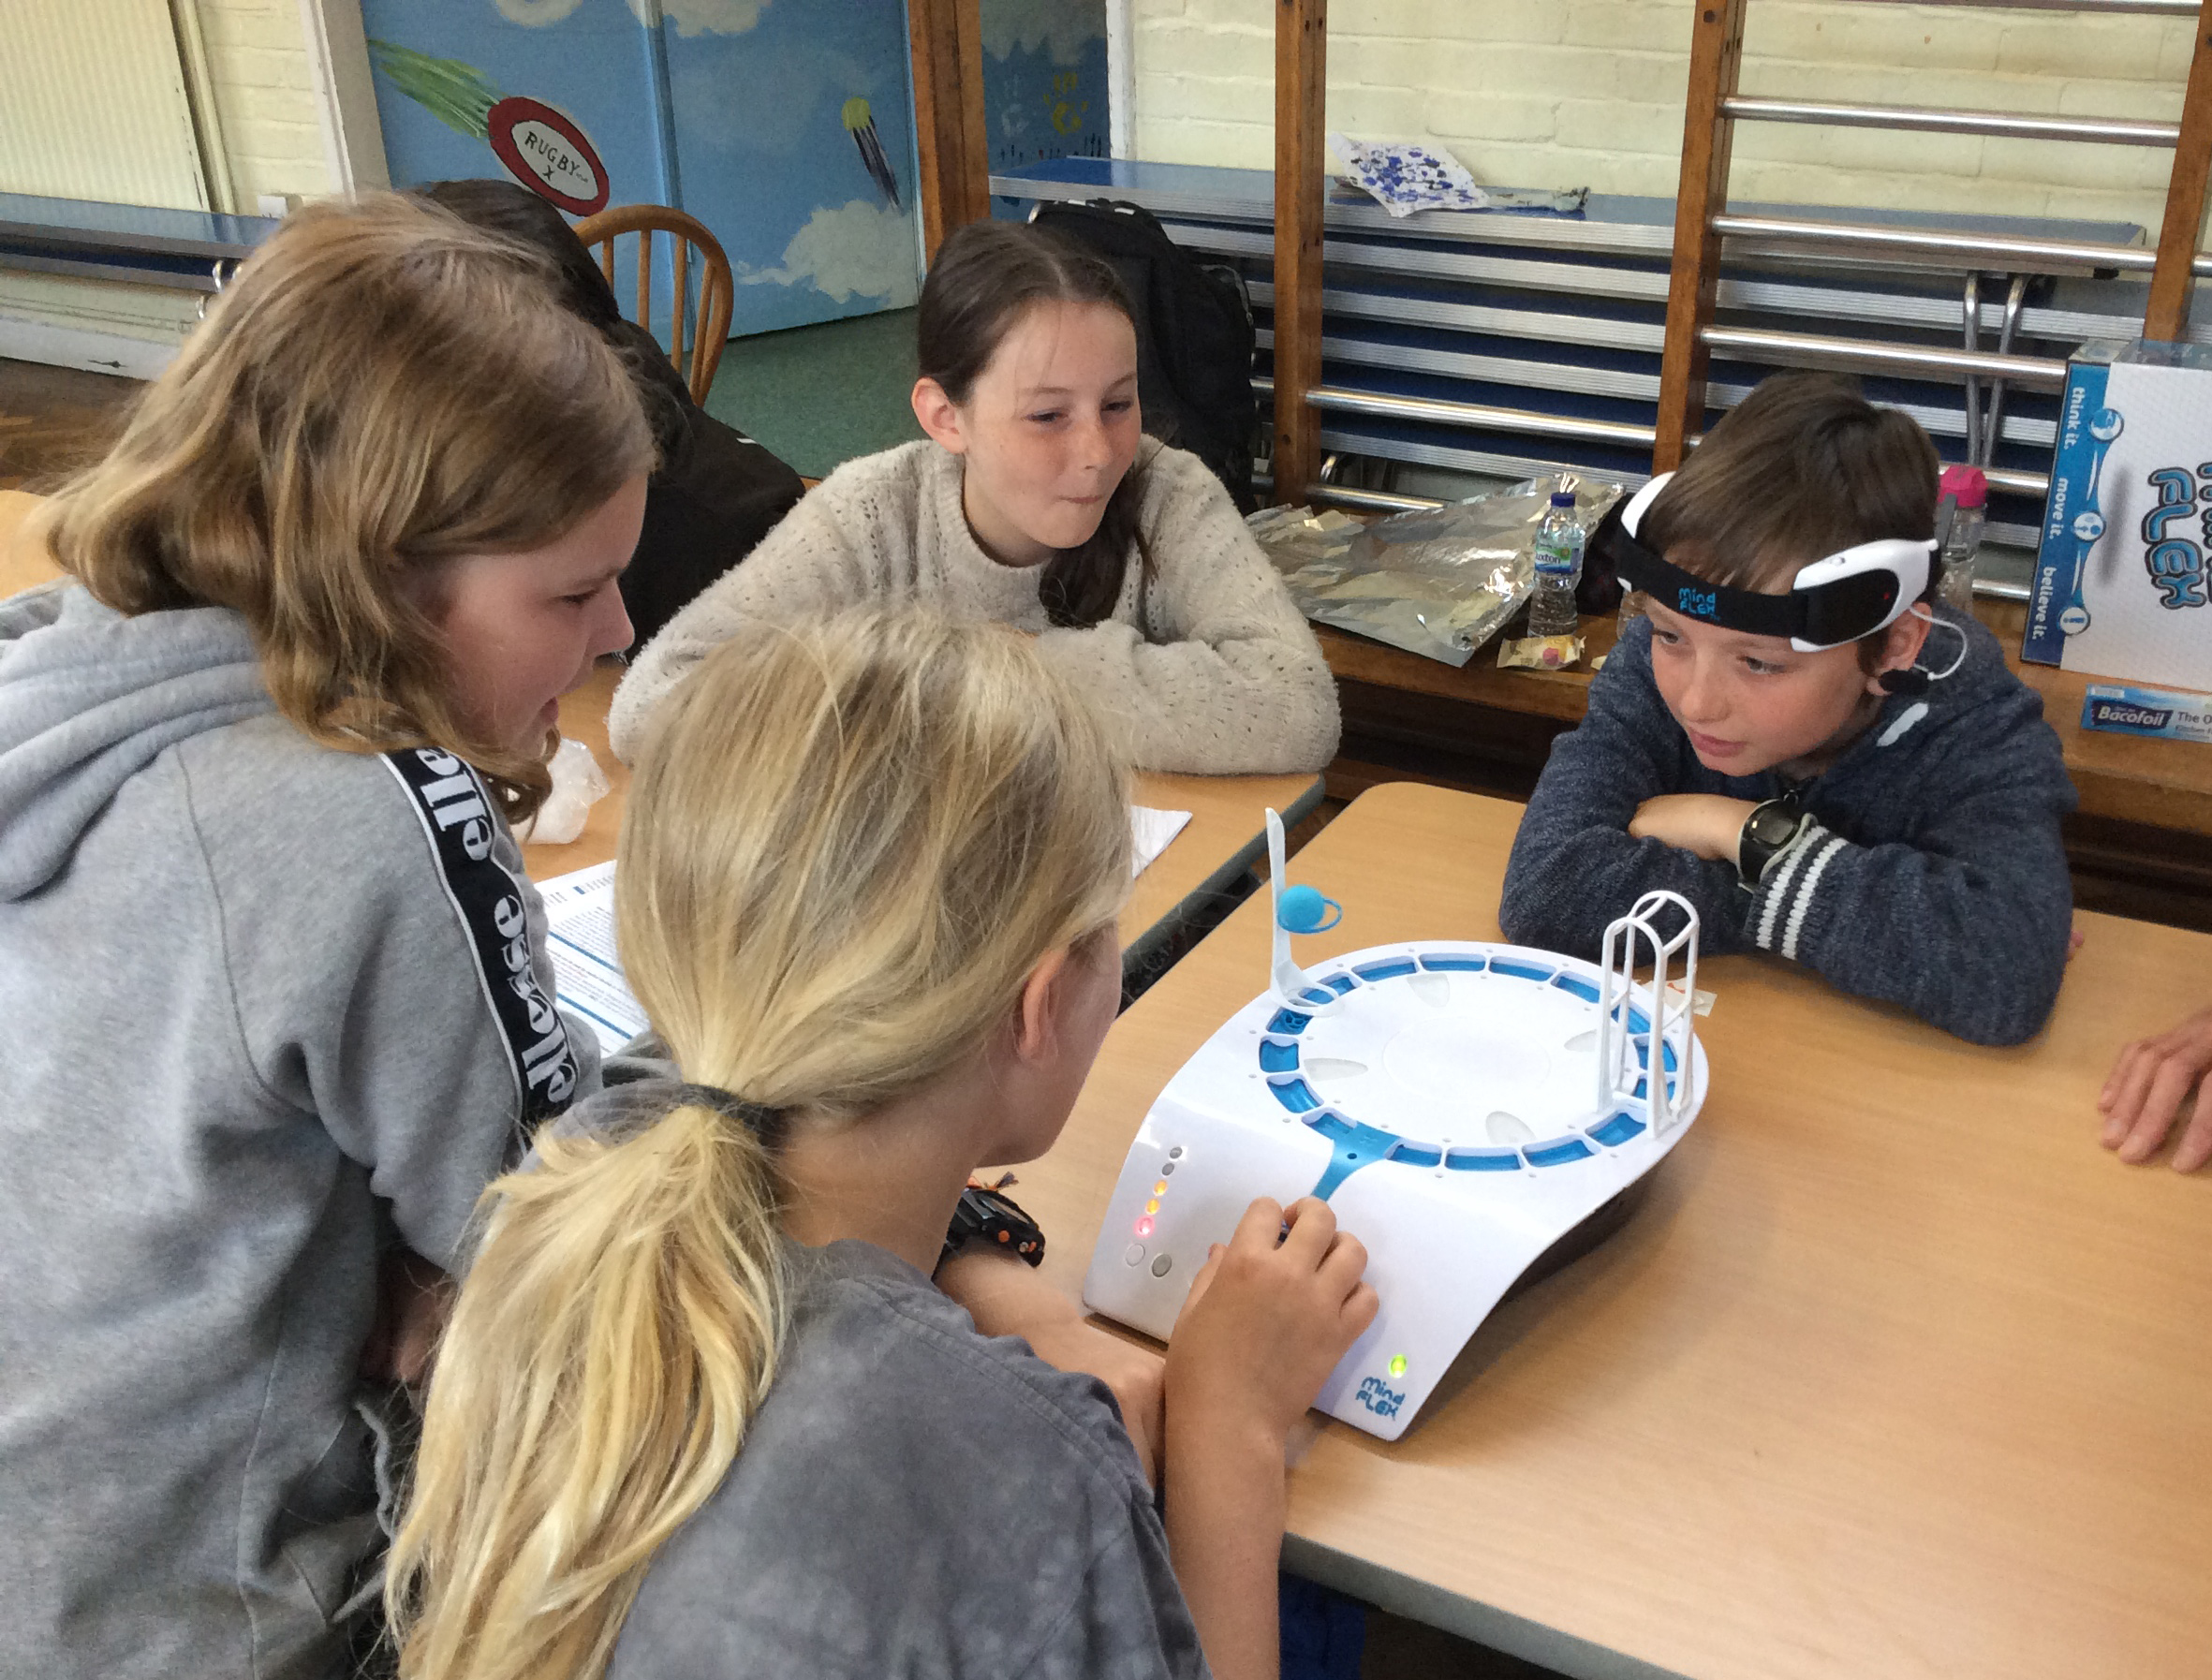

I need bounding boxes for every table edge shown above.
[1120,774,1326,970]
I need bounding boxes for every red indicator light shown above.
[1134,1216,1155,1238]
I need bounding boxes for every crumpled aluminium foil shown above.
[1250,474,1624,667]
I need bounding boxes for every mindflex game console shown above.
[1084,813,1709,1441]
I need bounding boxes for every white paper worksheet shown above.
[536,806,1193,1054]
[534,861,641,1055]
[1129,804,1190,876]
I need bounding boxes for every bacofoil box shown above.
[2080,683,2212,744]
[2025,340,2212,688]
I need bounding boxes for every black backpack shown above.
[608,318,806,648]
[1030,199,1260,514]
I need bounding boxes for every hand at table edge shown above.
[1159,1197,1378,1680]
[2100,1003,2212,1172]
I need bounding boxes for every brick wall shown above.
[199,0,334,207]
[1132,0,2195,232]
[1,2,333,359]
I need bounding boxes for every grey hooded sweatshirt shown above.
[0,583,597,1679]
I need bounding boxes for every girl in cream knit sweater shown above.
[609,221,1338,775]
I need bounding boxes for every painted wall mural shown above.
[361,0,923,337]
[362,0,1113,342]
[980,0,1107,172]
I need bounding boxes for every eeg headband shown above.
[1606,472,1936,652]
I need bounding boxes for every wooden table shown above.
[530,662,1325,970]
[0,489,56,595]
[1009,781,2211,1680]
[1320,600,2212,927]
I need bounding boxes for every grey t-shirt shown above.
[609,1239,1209,1680]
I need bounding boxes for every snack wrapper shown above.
[513,735,611,846]
[1498,634,1584,671]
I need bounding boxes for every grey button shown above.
[1167,1146,1184,1158]
[1159,1160,1175,1175]
[1124,1244,1145,1266]
[1150,1254,1173,1277]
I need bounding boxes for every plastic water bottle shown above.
[1528,490,1584,638]
[1936,464,1986,613]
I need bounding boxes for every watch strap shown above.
[1737,796,1811,890]
[940,1182,1046,1269]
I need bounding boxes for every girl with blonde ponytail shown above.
[392,605,1378,1680]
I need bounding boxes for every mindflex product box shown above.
[2025,340,2212,689]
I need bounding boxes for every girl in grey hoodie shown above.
[0,196,649,1680]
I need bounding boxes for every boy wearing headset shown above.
[1501,374,2075,1046]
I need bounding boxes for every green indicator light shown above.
[1387,1354,1408,1378]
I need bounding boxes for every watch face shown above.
[1750,804,1802,847]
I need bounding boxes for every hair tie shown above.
[671,1083,786,1143]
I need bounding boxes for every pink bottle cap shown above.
[1939,464,1987,508]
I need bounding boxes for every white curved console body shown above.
[1082,818,1708,1441]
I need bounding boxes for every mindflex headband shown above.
[1600,472,1936,652]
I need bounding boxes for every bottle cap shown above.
[1549,491,1575,507]
[1939,464,1987,508]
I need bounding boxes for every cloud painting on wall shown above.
[981,0,1099,66]
[498,0,769,34]
[739,199,920,307]
[625,0,768,37]
[493,0,584,22]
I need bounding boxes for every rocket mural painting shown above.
[367,39,611,215]
[842,96,901,210]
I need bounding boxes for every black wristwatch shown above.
[940,1182,1047,1269]
[1737,795,1811,890]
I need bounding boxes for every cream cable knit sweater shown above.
[608,440,1340,774]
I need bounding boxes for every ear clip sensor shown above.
[1877,606,1969,696]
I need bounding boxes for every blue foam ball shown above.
[1277,884,1333,933]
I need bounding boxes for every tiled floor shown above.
[702,304,923,481]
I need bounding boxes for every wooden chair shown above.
[572,204,733,406]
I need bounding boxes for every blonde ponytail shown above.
[390,607,1130,1680]
[386,1098,784,1680]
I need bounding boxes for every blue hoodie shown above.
[1500,606,2077,1046]
[0,583,597,1680]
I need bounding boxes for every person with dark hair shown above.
[1500,373,2076,1046]
[606,217,1337,774]
[417,180,805,649]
